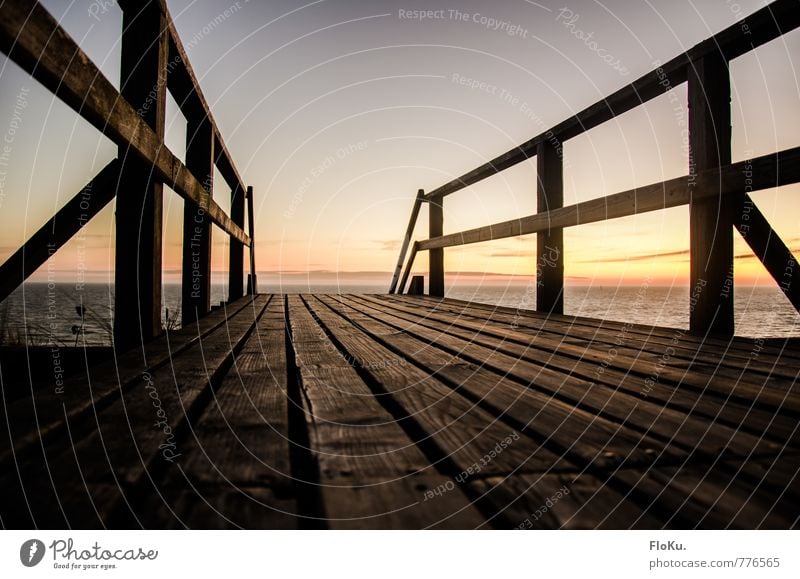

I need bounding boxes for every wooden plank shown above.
[114,0,168,349]
[287,295,485,528]
[418,146,800,251]
[379,296,799,443]
[315,295,661,470]
[0,0,249,246]
[342,295,785,460]
[411,294,800,366]
[389,189,424,294]
[182,115,214,325]
[421,0,799,202]
[301,299,574,443]
[372,295,800,416]
[0,160,119,303]
[614,463,797,528]
[394,294,800,386]
[383,294,800,387]
[470,472,664,529]
[304,296,585,527]
[136,296,300,528]
[318,296,800,527]
[428,194,444,297]
[0,296,270,527]
[688,51,734,336]
[536,139,564,313]
[0,296,257,473]
[133,487,298,529]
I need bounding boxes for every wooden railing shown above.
[0,0,257,350]
[389,0,800,338]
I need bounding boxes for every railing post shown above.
[114,0,167,350]
[429,193,444,297]
[181,115,213,325]
[536,139,564,314]
[688,52,734,336]
[228,183,245,301]
[246,186,258,294]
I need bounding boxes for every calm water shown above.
[1,282,798,346]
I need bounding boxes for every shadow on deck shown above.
[1,294,798,529]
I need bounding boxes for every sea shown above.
[1,282,798,346]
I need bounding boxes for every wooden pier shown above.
[1,0,800,529]
[1,294,798,529]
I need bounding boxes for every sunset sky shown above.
[0,0,798,290]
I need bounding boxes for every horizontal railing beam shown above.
[0,0,250,246]
[422,0,800,202]
[417,146,800,251]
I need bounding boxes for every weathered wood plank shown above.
[369,295,800,418]
[469,472,664,529]
[305,296,583,527]
[0,296,269,527]
[382,298,799,445]
[136,296,299,528]
[0,296,257,470]
[614,463,797,529]
[340,295,784,461]
[287,295,488,528]
[409,294,800,368]
[316,295,660,469]
[377,295,800,427]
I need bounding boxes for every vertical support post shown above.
[536,139,564,314]
[246,186,258,294]
[181,116,213,325]
[408,276,424,296]
[688,52,733,337]
[114,0,167,350]
[428,193,444,297]
[228,183,245,301]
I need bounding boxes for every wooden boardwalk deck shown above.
[1,294,799,529]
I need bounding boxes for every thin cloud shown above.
[489,251,529,258]
[371,240,401,251]
[575,249,690,264]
